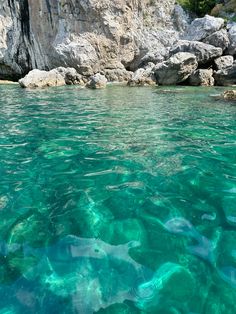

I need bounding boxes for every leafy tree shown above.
[177,0,217,16]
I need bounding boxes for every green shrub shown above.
[177,0,217,16]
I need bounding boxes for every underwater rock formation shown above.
[0,235,195,313]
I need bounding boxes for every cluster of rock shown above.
[129,15,236,87]
[19,68,108,89]
[18,13,236,89]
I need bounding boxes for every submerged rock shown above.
[136,262,194,312]
[170,40,223,65]
[155,52,198,85]
[18,69,65,88]
[189,69,214,86]
[87,73,108,89]
[221,90,236,101]
[0,235,195,313]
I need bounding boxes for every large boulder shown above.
[228,23,236,56]
[214,56,234,71]
[55,67,86,85]
[184,15,224,41]
[214,62,236,86]
[170,40,222,64]
[203,29,230,51]
[103,68,133,82]
[87,73,107,89]
[128,63,156,86]
[189,69,214,86]
[155,52,198,85]
[19,69,65,88]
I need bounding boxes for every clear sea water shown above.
[0,84,235,314]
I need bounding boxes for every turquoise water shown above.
[0,84,235,313]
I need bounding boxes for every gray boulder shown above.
[214,62,236,86]
[214,56,234,71]
[184,15,224,41]
[203,29,230,50]
[128,64,156,86]
[189,69,214,86]
[87,73,107,89]
[228,23,236,56]
[155,52,198,85]
[170,40,222,64]
[55,67,85,85]
[19,69,65,88]
[103,68,133,82]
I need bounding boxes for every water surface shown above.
[0,85,235,313]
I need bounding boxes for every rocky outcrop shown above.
[1,1,235,88]
[103,68,132,83]
[228,23,236,56]
[214,62,236,86]
[155,52,198,85]
[189,69,214,86]
[184,15,225,41]
[87,73,107,89]
[170,40,222,65]
[128,63,156,86]
[0,0,182,80]
[203,29,230,50]
[214,56,234,71]
[19,69,66,88]
[56,67,86,85]
[18,66,86,88]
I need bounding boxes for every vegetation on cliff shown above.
[177,0,217,16]
[177,0,236,17]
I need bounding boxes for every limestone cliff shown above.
[0,0,188,80]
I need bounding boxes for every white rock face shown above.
[19,69,65,88]
[203,29,230,50]
[55,67,85,85]
[155,52,198,85]
[87,73,108,89]
[184,15,225,41]
[170,40,222,64]
[189,69,214,86]
[228,23,236,56]
[214,62,236,86]
[128,63,156,86]
[0,0,182,79]
[214,56,234,71]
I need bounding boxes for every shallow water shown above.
[0,84,235,313]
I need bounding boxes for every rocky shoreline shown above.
[0,0,235,92]
[16,14,235,91]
